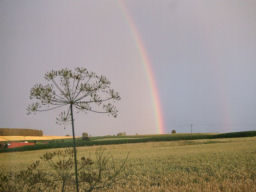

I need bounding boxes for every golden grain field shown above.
[1,137,256,192]
[0,135,73,142]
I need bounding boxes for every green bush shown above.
[116,132,126,136]
[82,132,89,141]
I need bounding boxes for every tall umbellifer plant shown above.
[27,67,121,192]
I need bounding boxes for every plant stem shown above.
[70,103,79,192]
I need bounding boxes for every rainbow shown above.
[195,0,232,132]
[117,0,165,134]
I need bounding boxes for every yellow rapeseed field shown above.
[0,135,73,141]
[0,137,256,191]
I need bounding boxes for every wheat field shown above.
[1,137,256,191]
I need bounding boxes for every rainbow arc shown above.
[118,0,165,134]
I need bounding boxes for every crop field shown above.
[1,136,256,191]
[0,135,73,142]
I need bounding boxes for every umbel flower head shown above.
[27,67,121,125]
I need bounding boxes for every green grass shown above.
[1,136,256,191]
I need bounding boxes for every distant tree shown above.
[82,132,89,141]
[27,67,121,192]
[117,132,126,136]
[4,143,8,149]
[171,130,176,134]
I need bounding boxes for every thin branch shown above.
[36,104,67,112]
[74,86,100,102]
[73,76,92,100]
[65,107,70,120]
[41,102,65,107]
[76,97,113,105]
[50,99,67,105]
[70,77,76,98]
[64,78,72,100]
[71,79,81,100]
[51,79,69,100]
[54,93,68,102]
[93,153,129,191]
[85,108,108,114]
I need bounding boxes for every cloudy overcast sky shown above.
[1,0,256,136]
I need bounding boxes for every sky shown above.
[0,0,256,136]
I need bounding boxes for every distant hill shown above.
[0,128,43,136]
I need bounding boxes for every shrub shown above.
[82,132,89,141]
[117,132,126,136]
[171,130,176,134]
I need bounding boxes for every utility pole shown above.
[190,124,193,134]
